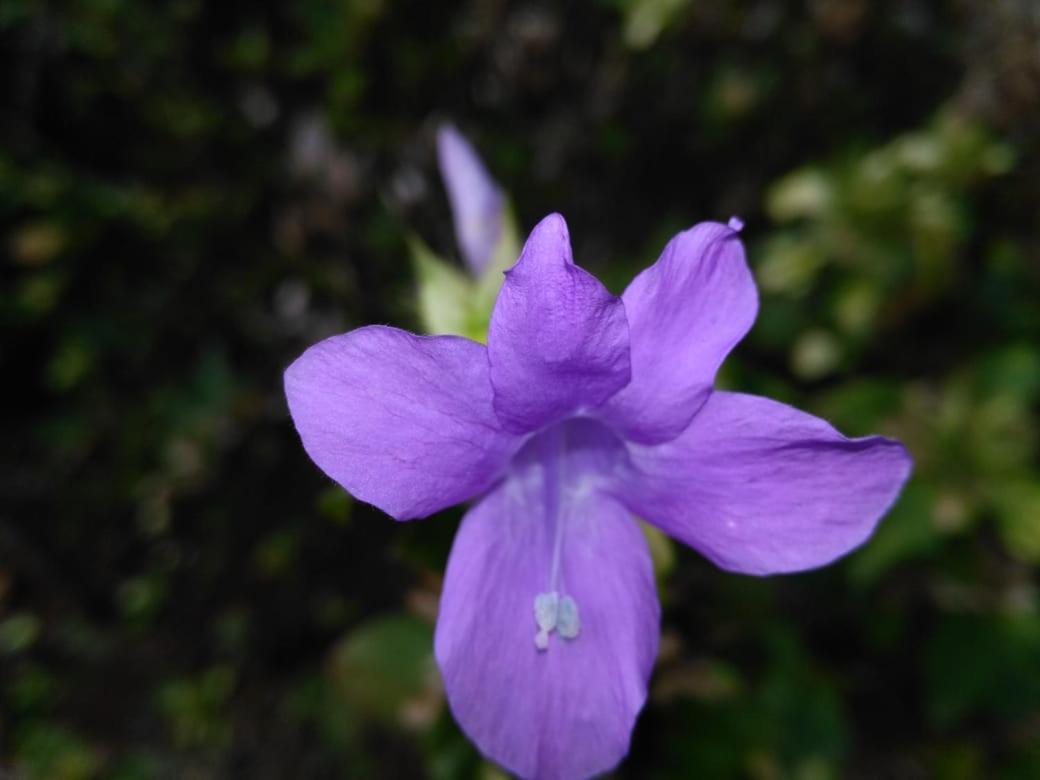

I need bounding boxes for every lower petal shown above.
[435,477,658,780]
[623,391,913,575]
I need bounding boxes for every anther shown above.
[533,591,580,650]
[556,595,580,639]
[533,591,558,651]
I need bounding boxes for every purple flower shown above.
[285,214,912,779]
[437,123,507,275]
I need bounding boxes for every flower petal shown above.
[437,123,506,275]
[435,426,658,780]
[622,391,912,575]
[488,213,631,433]
[284,325,517,520]
[600,220,758,444]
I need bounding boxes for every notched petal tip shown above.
[536,211,568,234]
[507,212,572,273]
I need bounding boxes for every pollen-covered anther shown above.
[557,595,580,639]
[533,591,580,650]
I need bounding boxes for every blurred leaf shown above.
[652,628,848,777]
[317,485,354,525]
[156,666,236,749]
[653,657,743,703]
[45,337,94,392]
[9,220,66,265]
[767,169,835,222]
[14,270,66,319]
[622,0,693,50]
[755,235,828,296]
[926,614,1040,728]
[328,614,438,729]
[0,612,41,654]
[223,26,270,71]
[411,202,517,341]
[107,751,168,780]
[253,528,301,578]
[283,673,361,759]
[411,235,478,337]
[974,345,1040,402]
[762,108,1015,357]
[992,480,1040,563]
[6,664,56,714]
[791,329,843,380]
[931,743,985,780]
[13,722,101,780]
[117,574,168,624]
[814,378,902,436]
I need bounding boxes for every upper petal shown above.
[621,391,912,575]
[488,214,631,433]
[599,220,758,444]
[435,430,658,780]
[284,325,518,520]
[437,123,506,275]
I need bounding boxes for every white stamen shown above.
[533,591,559,651]
[533,590,580,649]
[534,591,559,632]
[556,595,580,639]
[534,629,550,650]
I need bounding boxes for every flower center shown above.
[512,419,626,652]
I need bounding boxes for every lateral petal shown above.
[622,391,912,574]
[284,326,518,520]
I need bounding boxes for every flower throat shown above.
[532,425,581,651]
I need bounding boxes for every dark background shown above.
[2,1,1039,778]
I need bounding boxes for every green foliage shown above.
[926,614,1040,728]
[0,613,41,654]
[652,629,847,778]
[759,112,1015,379]
[328,614,437,727]
[12,722,101,780]
[411,205,521,343]
[156,666,236,750]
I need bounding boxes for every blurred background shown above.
[2,1,1039,778]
